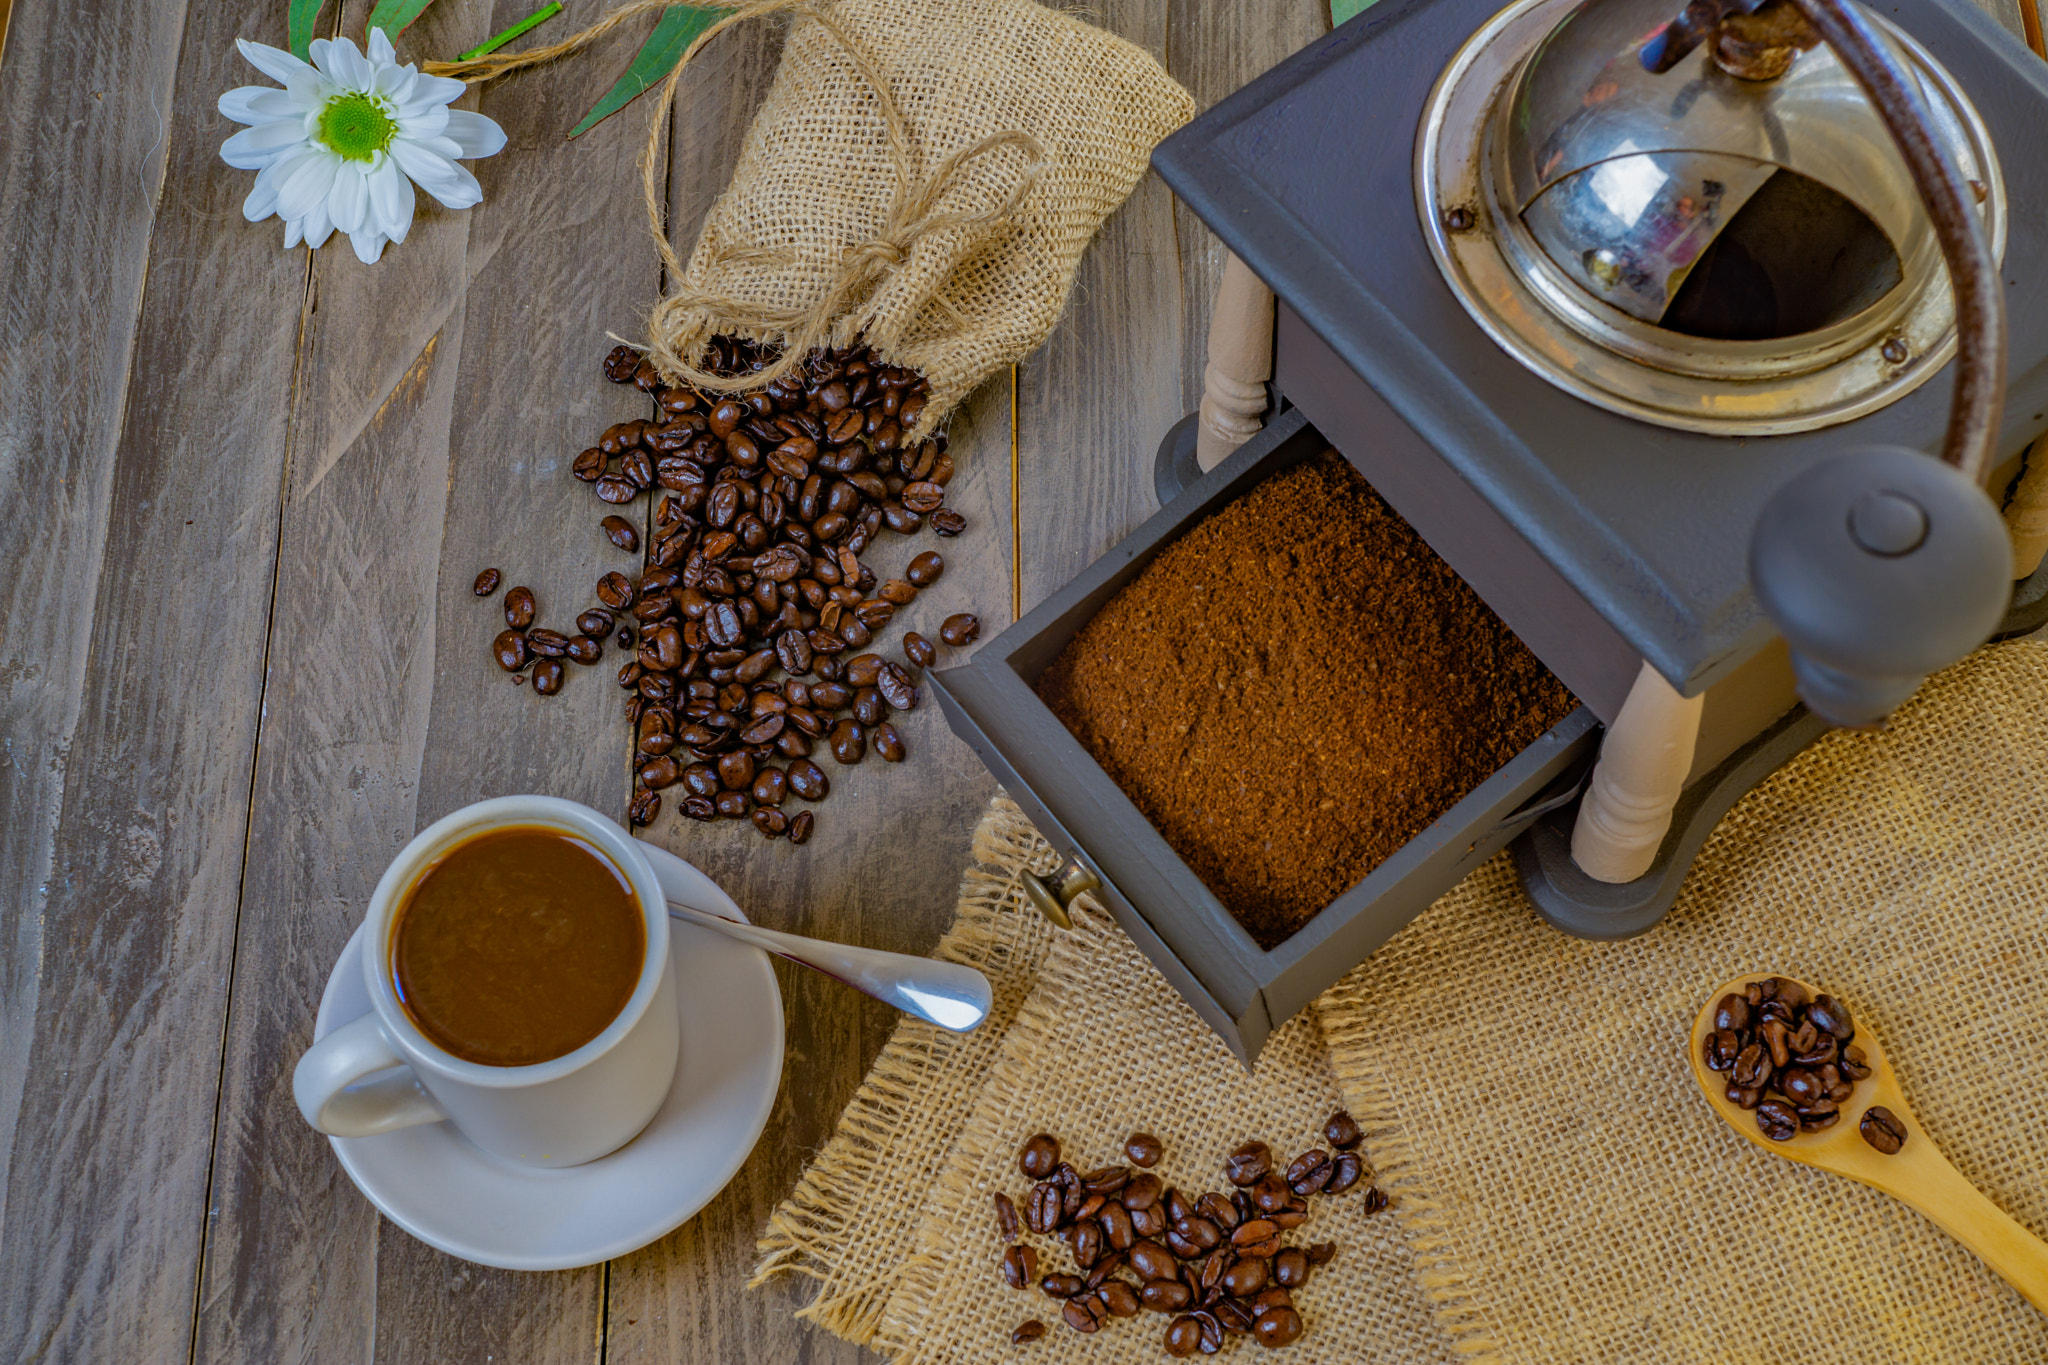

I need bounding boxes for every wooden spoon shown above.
[1688,973,2048,1311]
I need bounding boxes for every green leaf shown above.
[366,0,443,39]
[568,5,728,139]
[288,0,331,60]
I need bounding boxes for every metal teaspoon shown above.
[667,900,991,1032]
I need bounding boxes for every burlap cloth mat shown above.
[753,639,2048,1361]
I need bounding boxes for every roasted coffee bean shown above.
[1131,1202,1168,1239]
[1061,1296,1105,1334]
[1778,1066,1825,1106]
[493,630,530,672]
[1760,1017,1792,1069]
[875,662,918,711]
[1220,1257,1268,1299]
[850,686,887,727]
[1002,1244,1038,1290]
[1860,1105,1907,1154]
[1142,1279,1193,1314]
[1305,1241,1337,1267]
[1362,1186,1389,1215]
[1011,1319,1046,1345]
[1273,1247,1309,1288]
[1713,992,1751,1034]
[751,767,788,807]
[681,763,720,798]
[1224,1141,1272,1187]
[889,632,935,672]
[1169,1217,1223,1254]
[1703,1029,1741,1072]
[786,810,814,844]
[1327,1151,1364,1194]
[531,659,564,695]
[1320,1110,1364,1151]
[993,1192,1021,1242]
[1041,1273,1086,1299]
[566,634,603,665]
[594,474,637,504]
[1731,1042,1772,1090]
[524,628,568,659]
[1808,993,1854,1040]
[472,567,502,597]
[1190,1193,1235,1231]
[842,653,883,688]
[829,719,866,764]
[1115,1131,1165,1169]
[627,790,660,826]
[1164,1314,1203,1357]
[576,609,616,638]
[596,571,636,609]
[905,550,945,587]
[713,789,749,819]
[1067,1220,1105,1270]
[604,345,642,383]
[929,508,966,536]
[1097,1280,1141,1318]
[1020,1134,1061,1181]
[1756,1099,1802,1142]
[939,613,980,646]
[601,515,640,552]
[1285,1150,1333,1195]
[503,585,537,630]
[1229,1218,1277,1250]
[717,751,756,792]
[872,722,907,763]
[786,758,830,801]
[1120,1171,1163,1212]
[1100,1202,1137,1252]
[1253,1306,1304,1348]
[900,481,944,513]
[1127,1239,1177,1282]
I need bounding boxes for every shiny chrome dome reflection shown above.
[1415,0,2004,434]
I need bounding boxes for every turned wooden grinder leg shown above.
[1571,661,1704,884]
[1196,253,1275,471]
[2007,432,2048,579]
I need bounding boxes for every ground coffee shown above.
[1037,451,1576,947]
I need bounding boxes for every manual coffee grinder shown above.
[1148,0,2048,938]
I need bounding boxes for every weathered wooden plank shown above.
[189,2,659,1361]
[1167,0,1328,414]
[0,0,323,1356]
[601,19,1014,1359]
[1018,0,1184,609]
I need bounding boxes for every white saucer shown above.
[313,854,784,1271]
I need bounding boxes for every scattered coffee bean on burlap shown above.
[995,1123,1385,1351]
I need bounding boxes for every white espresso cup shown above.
[293,795,683,1168]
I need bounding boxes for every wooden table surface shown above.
[0,1,1326,1360]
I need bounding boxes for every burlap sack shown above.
[645,0,1197,439]
[1316,638,2048,1363]
[441,0,1192,439]
[755,797,1455,1363]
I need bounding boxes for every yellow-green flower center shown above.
[318,93,395,162]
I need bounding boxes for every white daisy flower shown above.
[218,28,506,264]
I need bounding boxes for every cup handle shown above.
[293,1014,446,1137]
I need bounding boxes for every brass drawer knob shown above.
[1019,859,1101,930]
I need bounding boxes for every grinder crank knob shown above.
[1750,445,2011,728]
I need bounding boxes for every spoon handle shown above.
[667,901,992,1033]
[1863,1133,2048,1311]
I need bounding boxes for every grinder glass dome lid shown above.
[1416,0,2006,435]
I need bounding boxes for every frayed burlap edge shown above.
[749,795,1063,1341]
[865,893,1118,1358]
[1314,1022,1506,1365]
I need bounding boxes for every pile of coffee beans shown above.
[475,338,978,840]
[995,1114,1388,1353]
[1700,976,1903,1153]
